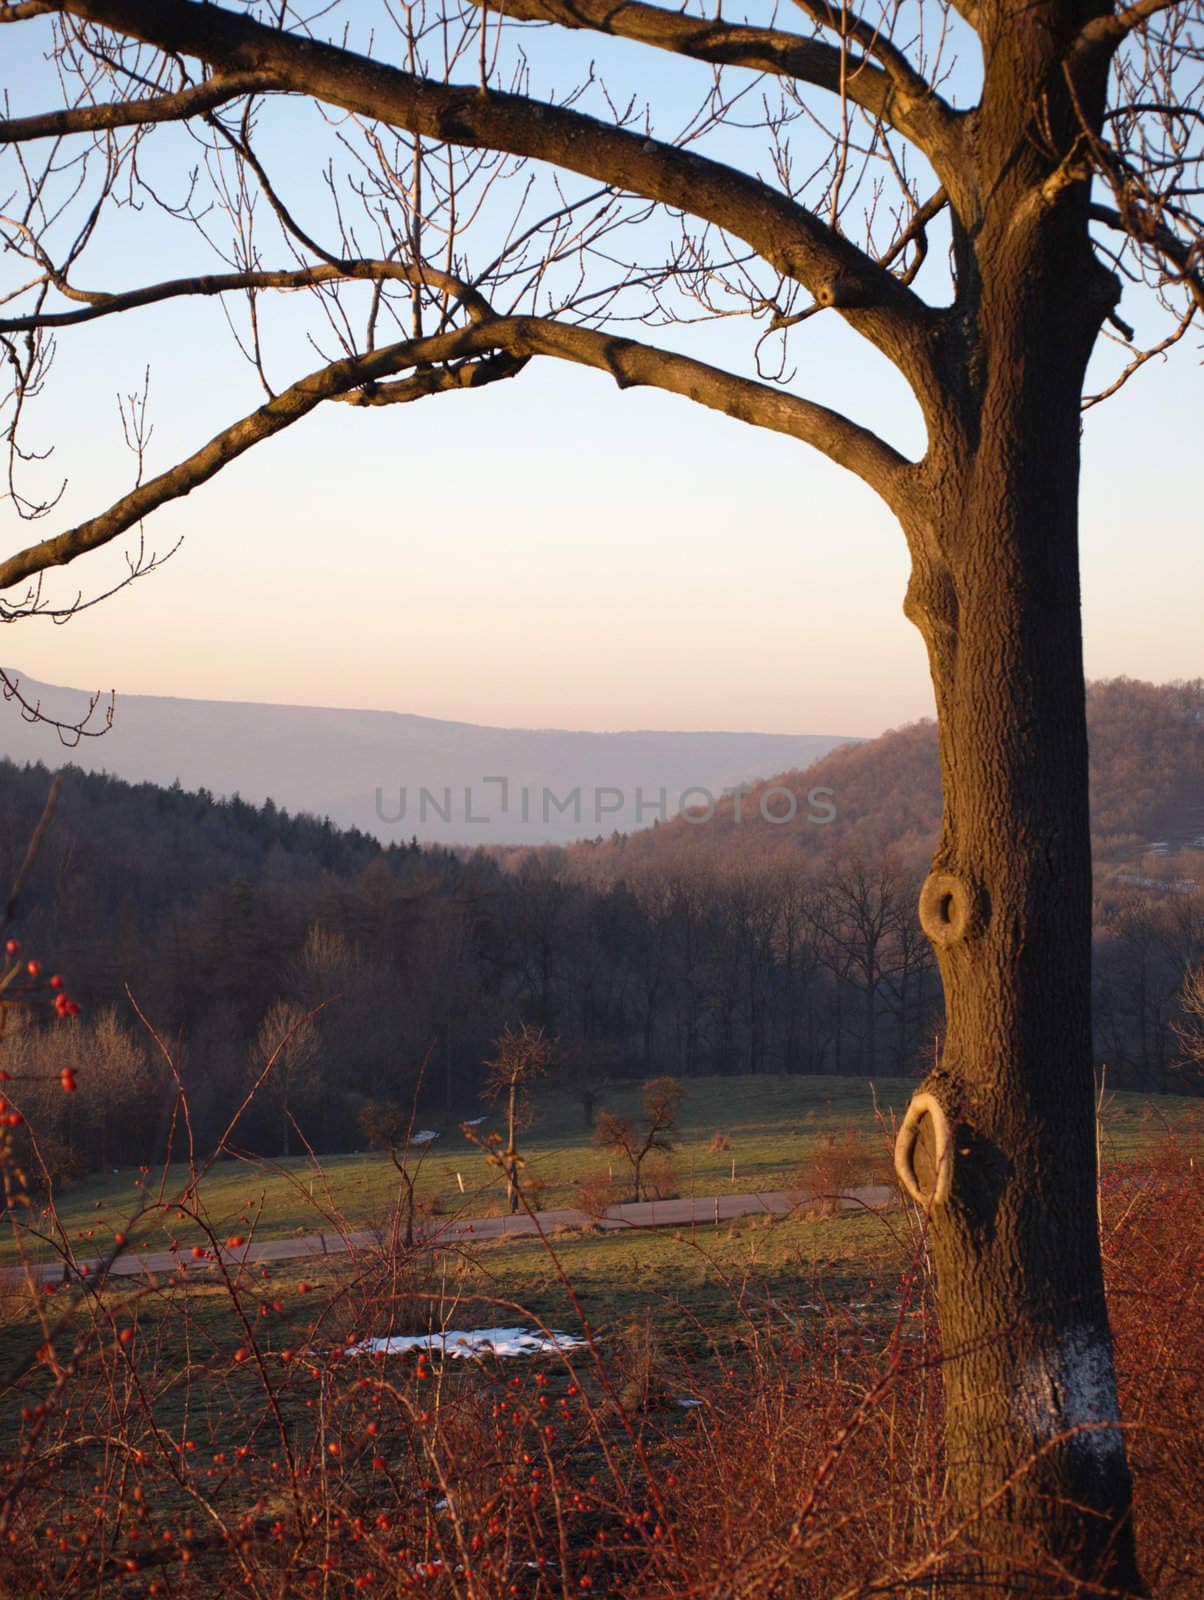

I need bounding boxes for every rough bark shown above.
[896,202,1143,1592]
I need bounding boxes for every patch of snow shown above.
[344,1325,588,1359]
[408,1130,440,1145]
[675,1398,703,1408]
[462,1116,488,1127]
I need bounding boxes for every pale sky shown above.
[2,9,1201,743]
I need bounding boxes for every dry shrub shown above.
[1104,1137,1204,1598]
[709,1129,732,1153]
[641,1157,678,1201]
[516,1173,547,1210]
[331,1241,452,1343]
[575,1168,622,1220]
[634,1295,948,1597]
[789,1126,891,1215]
[612,1314,671,1414]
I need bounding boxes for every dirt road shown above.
[2,1185,896,1285]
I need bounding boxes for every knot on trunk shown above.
[894,1090,954,1209]
[918,870,988,947]
[814,273,877,309]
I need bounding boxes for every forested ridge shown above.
[2,678,1200,1177]
[567,676,1204,872]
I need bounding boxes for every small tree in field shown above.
[482,1023,554,1214]
[358,1098,424,1249]
[594,1076,684,1203]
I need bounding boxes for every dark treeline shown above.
[1,677,1200,1177]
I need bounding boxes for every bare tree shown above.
[593,1075,683,1202]
[3,0,1201,1585]
[358,1098,426,1249]
[482,1022,554,1213]
[1172,963,1204,1087]
[250,998,320,1157]
[808,856,914,1076]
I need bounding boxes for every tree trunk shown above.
[898,231,1142,1594]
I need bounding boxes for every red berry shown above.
[49,974,64,990]
[4,939,17,955]
[226,1236,245,1249]
[26,959,40,977]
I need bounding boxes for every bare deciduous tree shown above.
[3,0,1201,1586]
[1172,962,1204,1086]
[250,998,320,1157]
[593,1074,683,1202]
[482,1021,554,1213]
[359,1097,427,1249]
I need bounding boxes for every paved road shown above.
[2,1185,895,1285]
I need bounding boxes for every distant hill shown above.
[564,678,1204,877]
[0,671,855,845]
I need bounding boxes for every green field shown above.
[2,1074,1198,1269]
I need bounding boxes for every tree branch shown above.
[1072,0,1191,71]
[786,0,934,102]
[0,334,517,595]
[45,0,937,399]
[0,261,494,331]
[0,316,914,598]
[1082,302,1196,408]
[1090,201,1204,313]
[0,73,271,143]
[469,0,965,188]
[353,316,915,502]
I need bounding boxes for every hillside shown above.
[563,678,1204,878]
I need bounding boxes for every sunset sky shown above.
[8,325,1197,742]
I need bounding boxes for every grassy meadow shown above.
[0,1076,1200,1597]
[4,1074,1197,1271]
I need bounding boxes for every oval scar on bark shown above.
[895,1092,953,1208]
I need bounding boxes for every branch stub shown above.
[894,1091,954,1209]
[918,870,986,947]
